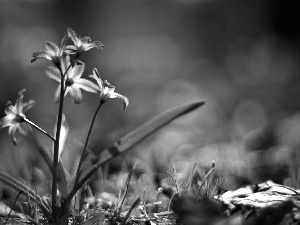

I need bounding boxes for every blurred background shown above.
[0,0,300,190]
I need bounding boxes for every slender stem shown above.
[52,63,71,221]
[52,76,64,219]
[24,118,55,142]
[76,102,102,175]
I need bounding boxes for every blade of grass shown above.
[31,179,39,222]
[120,196,141,225]
[194,164,215,200]
[78,181,92,213]
[20,203,40,225]
[117,188,122,208]
[26,185,32,211]
[172,161,180,196]
[117,163,136,213]
[210,174,219,198]
[66,101,204,201]
[81,213,104,225]
[168,192,176,211]
[154,211,175,217]
[187,163,196,192]
[145,201,163,208]
[121,201,164,216]
[0,172,50,218]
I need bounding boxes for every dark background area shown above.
[1,0,300,188]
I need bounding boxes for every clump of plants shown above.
[0,28,204,224]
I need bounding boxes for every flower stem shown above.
[24,118,55,142]
[52,64,71,221]
[76,102,102,175]
[52,79,64,220]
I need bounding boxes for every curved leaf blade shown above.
[66,101,205,201]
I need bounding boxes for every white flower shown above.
[46,55,98,104]
[90,68,129,109]
[0,90,35,144]
[31,35,68,67]
[65,28,104,56]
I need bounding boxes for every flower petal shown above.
[83,41,104,51]
[64,87,70,97]
[89,68,103,91]
[31,51,51,63]
[46,42,60,56]
[16,90,25,114]
[110,92,129,110]
[4,102,17,116]
[54,85,61,103]
[64,45,77,55]
[82,36,91,42]
[1,116,14,128]
[93,41,104,50]
[53,114,69,156]
[103,81,116,96]
[18,123,30,136]
[60,34,69,49]
[59,114,68,156]
[74,79,98,93]
[69,86,83,104]
[69,61,85,80]
[67,28,78,45]
[23,100,36,113]
[46,66,61,82]
[8,125,18,145]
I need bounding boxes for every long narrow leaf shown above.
[66,101,204,201]
[187,163,196,192]
[120,196,141,225]
[194,166,215,200]
[172,161,180,196]
[0,172,50,217]
[117,163,136,212]
[81,213,104,225]
[33,136,69,198]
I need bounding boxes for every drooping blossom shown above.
[90,68,129,109]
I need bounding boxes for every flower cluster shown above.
[1,28,128,144]
[31,28,104,65]
[0,27,133,224]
